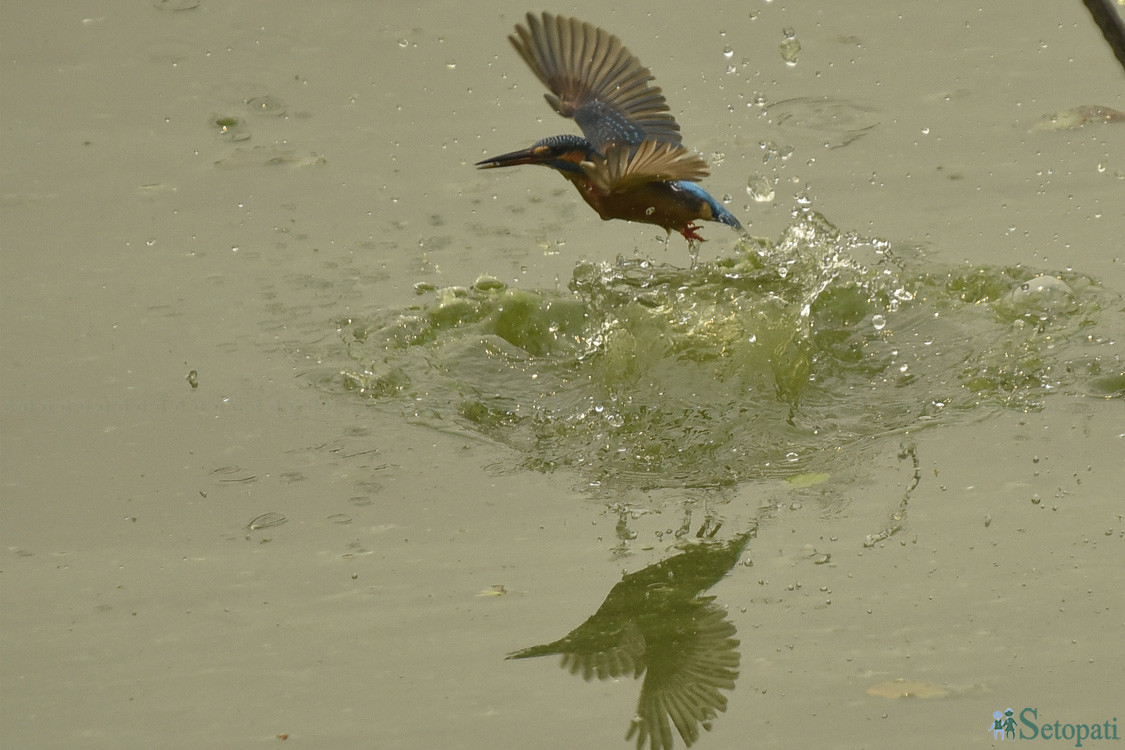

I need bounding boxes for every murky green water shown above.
[322,210,1121,493]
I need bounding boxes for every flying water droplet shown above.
[746,175,776,202]
[780,29,801,66]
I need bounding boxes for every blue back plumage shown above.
[675,181,742,230]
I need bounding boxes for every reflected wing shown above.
[587,140,710,193]
[509,12,682,151]
[557,621,647,681]
[626,598,740,750]
[508,620,647,681]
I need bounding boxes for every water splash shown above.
[321,209,1121,492]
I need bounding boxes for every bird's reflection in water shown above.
[509,528,754,749]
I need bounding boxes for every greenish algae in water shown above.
[322,210,1121,493]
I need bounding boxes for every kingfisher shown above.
[476,12,742,243]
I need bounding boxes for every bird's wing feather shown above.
[509,12,682,151]
[587,141,710,193]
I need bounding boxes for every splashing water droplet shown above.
[780,29,801,66]
[746,175,776,203]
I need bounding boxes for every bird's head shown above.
[475,134,598,175]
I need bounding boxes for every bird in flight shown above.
[476,12,742,244]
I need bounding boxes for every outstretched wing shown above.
[587,140,710,194]
[626,598,740,750]
[509,12,682,152]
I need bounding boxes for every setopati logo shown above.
[990,707,1119,747]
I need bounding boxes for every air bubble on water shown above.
[872,314,886,331]
[246,96,286,117]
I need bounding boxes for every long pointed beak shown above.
[475,146,551,169]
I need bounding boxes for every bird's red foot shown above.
[680,223,707,242]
